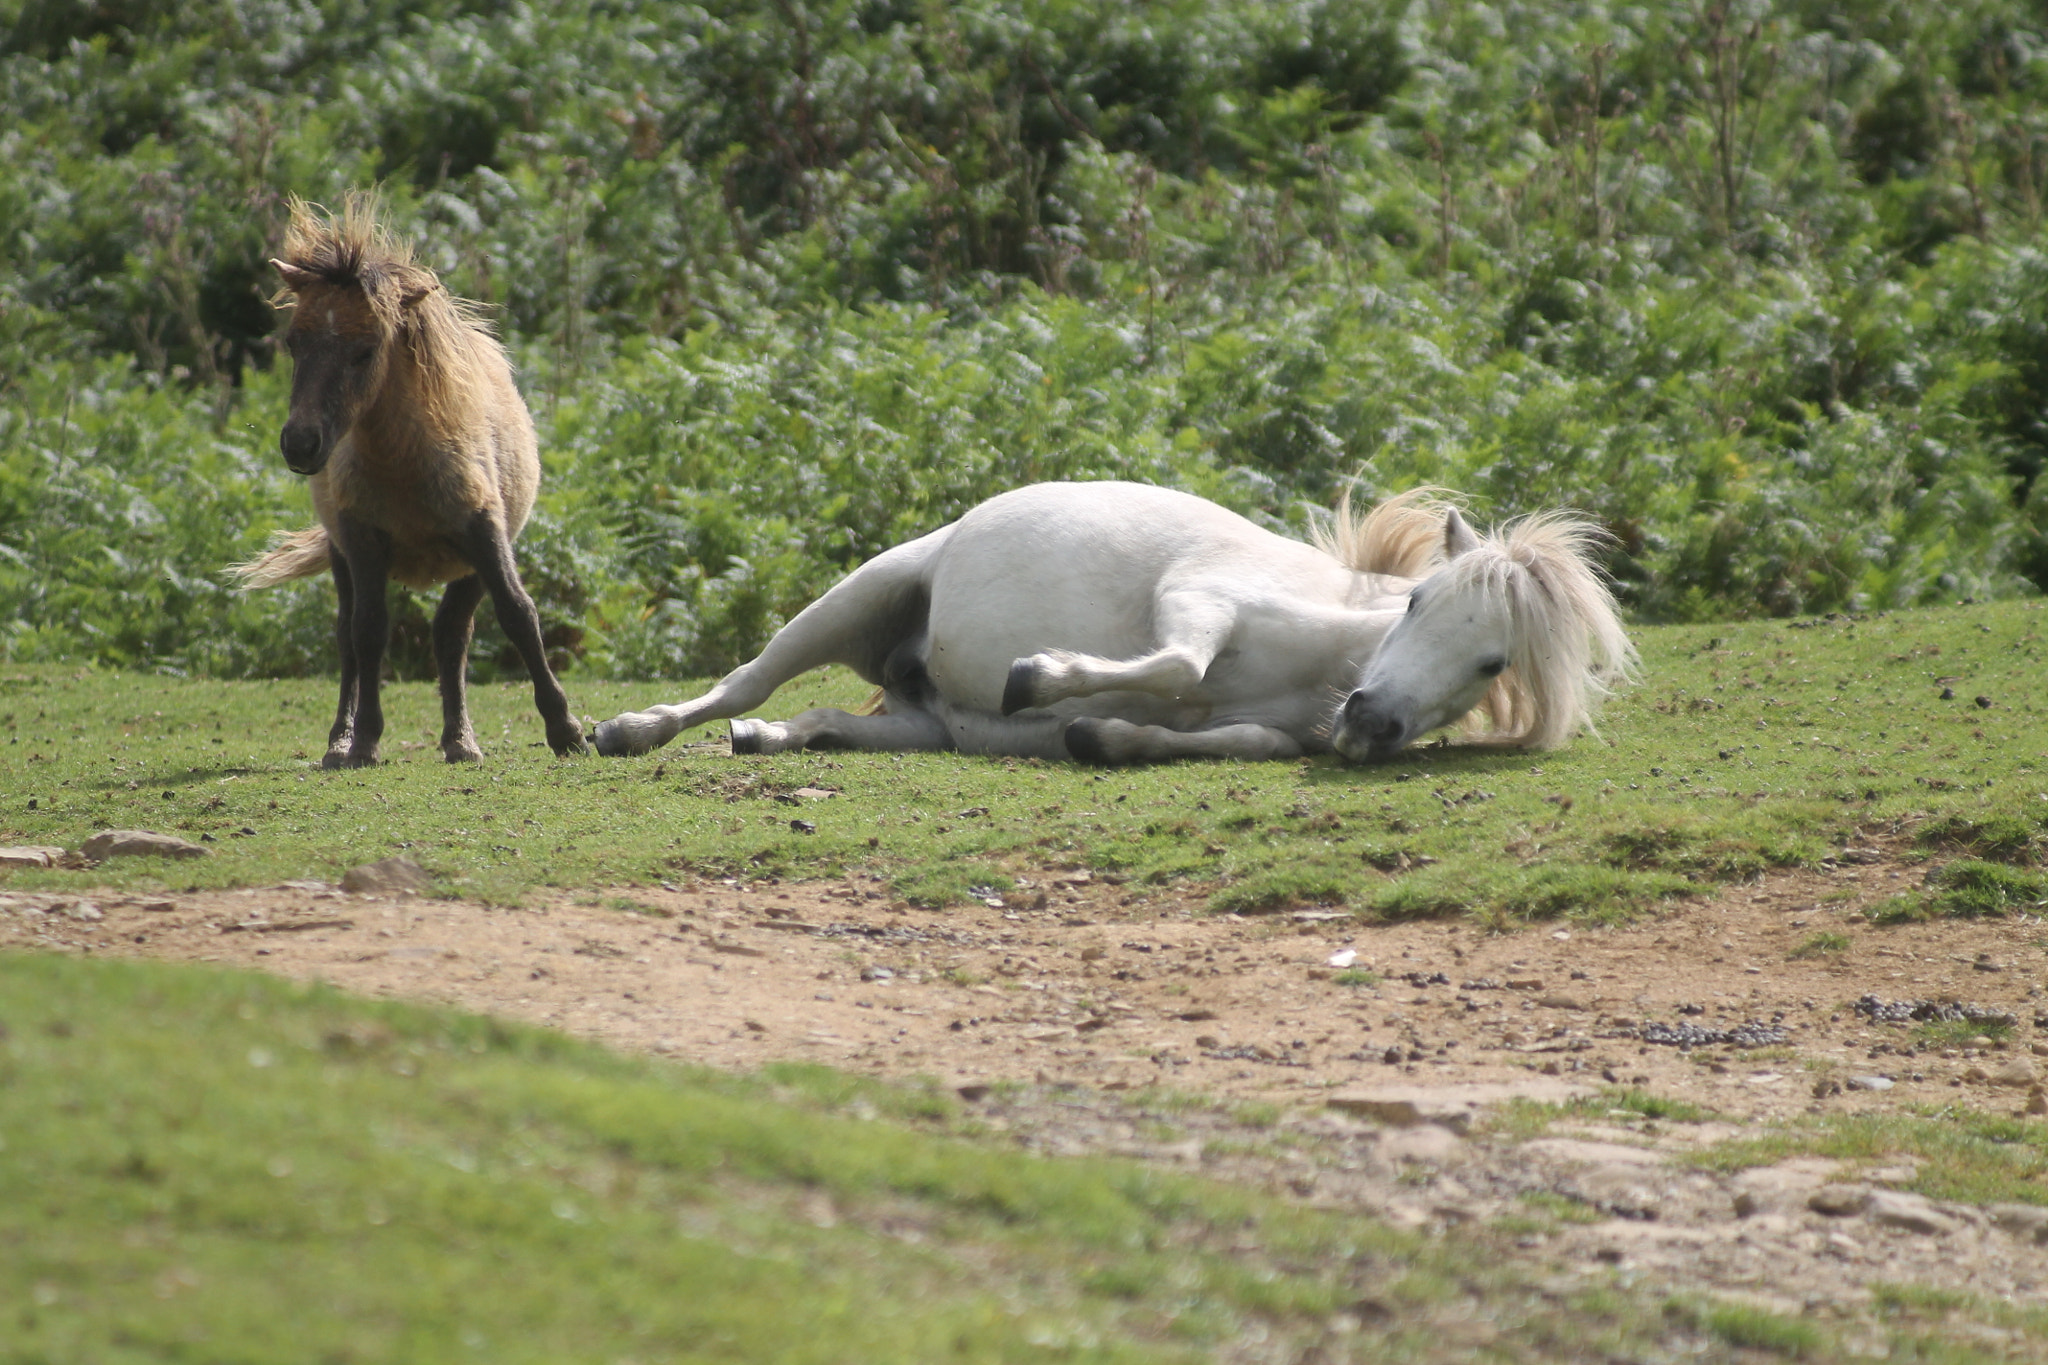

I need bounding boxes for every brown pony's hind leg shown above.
[326,517,393,769]
[433,575,488,763]
[459,512,585,757]
[324,553,360,767]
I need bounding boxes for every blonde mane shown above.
[1438,511,1637,749]
[276,193,503,435]
[1313,486,1463,577]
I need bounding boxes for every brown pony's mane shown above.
[276,193,504,435]
[1312,486,1461,577]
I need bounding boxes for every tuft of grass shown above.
[1331,968,1379,987]
[1914,813,2042,864]
[1912,1017,2014,1048]
[1787,930,1851,959]
[1866,860,2048,923]
[1677,1299,1826,1358]
[1485,1087,1716,1140]
[1690,1107,2048,1208]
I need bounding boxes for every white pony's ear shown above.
[1443,508,1482,558]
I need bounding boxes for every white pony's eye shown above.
[1406,593,1419,615]
[1479,657,1507,677]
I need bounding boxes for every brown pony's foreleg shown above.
[459,512,585,757]
[433,574,488,763]
[326,517,392,769]
[325,553,360,766]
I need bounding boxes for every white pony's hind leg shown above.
[730,706,951,755]
[1001,591,1235,714]
[594,528,946,757]
[1062,718,1305,766]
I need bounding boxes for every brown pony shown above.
[234,195,586,767]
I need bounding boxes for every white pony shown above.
[593,481,1635,765]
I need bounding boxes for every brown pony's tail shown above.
[229,525,331,589]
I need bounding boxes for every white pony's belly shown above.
[921,485,1218,713]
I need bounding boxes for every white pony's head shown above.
[1331,507,1637,763]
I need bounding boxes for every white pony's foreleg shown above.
[1001,591,1235,714]
[1062,718,1305,765]
[730,706,950,755]
[593,530,946,757]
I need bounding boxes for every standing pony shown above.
[233,196,585,768]
[594,481,1634,765]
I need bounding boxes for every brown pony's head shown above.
[269,194,441,475]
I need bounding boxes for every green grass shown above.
[1864,859,2048,925]
[1788,931,1852,959]
[3,599,2048,924]
[11,950,1955,1364]
[1912,1017,2016,1048]
[0,953,1454,1362]
[1690,1107,2048,1209]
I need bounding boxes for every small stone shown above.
[1988,1204,2048,1243]
[2024,1087,2048,1117]
[1844,1075,1893,1091]
[789,818,816,834]
[1963,1065,1991,1083]
[0,846,64,869]
[1990,1059,2039,1088]
[1732,1191,1764,1219]
[80,830,208,862]
[1866,1190,1957,1236]
[1808,1185,1872,1217]
[339,856,430,895]
[1538,993,1587,1011]
[956,1083,990,1102]
[859,965,894,982]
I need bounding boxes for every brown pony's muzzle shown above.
[280,422,328,476]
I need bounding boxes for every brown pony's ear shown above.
[271,258,319,290]
[399,278,438,309]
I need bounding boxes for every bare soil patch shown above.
[10,854,2048,1345]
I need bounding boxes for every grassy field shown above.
[5,951,2034,1365]
[0,952,1718,1363]
[2,598,2044,919]
[7,603,2048,1361]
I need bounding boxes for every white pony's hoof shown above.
[591,717,650,758]
[730,718,767,754]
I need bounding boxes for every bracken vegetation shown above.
[5,0,2048,679]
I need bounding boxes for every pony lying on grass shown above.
[596,481,1634,765]
[234,196,585,768]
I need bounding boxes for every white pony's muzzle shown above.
[1331,688,1412,763]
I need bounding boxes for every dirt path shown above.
[8,856,2048,1344]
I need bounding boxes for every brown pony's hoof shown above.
[545,721,588,757]
[322,747,378,770]
[442,741,484,764]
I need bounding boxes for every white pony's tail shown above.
[229,525,331,589]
